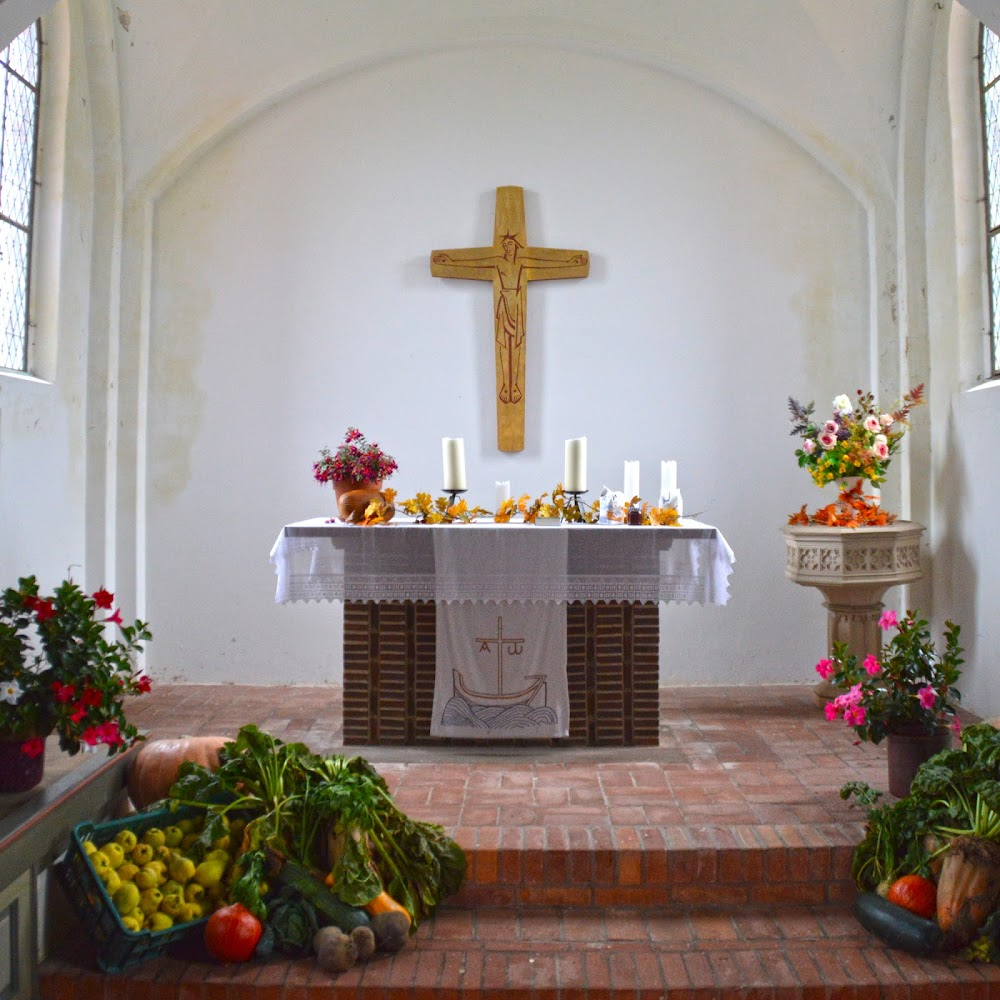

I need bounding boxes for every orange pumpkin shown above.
[127,735,229,809]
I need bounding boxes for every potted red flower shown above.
[0,576,152,792]
[313,427,398,506]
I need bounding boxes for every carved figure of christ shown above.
[431,186,589,452]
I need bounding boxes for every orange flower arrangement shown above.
[788,481,897,528]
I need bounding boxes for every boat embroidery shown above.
[440,614,555,730]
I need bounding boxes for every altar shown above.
[270,519,735,747]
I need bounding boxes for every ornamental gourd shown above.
[127,735,228,809]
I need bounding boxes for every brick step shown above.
[455,828,858,906]
[39,903,1000,998]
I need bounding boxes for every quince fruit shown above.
[183,882,205,904]
[130,843,154,866]
[163,826,184,848]
[88,851,111,876]
[134,866,160,890]
[114,829,138,852]
[101,869,122,894]
[112,882,141,916]
[99,842,125,869]
[168,855,197,884]
[138,888,163,916]
[160,893,184,919]
[193,859,226,890]
[117,861,140,883]
[141,828,166,849]
[145,911,173,932]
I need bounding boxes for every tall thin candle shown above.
[623,460,640,500]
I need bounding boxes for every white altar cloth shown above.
[269,518,735,606]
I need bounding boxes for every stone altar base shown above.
[342,600,661,747]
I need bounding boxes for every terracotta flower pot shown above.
[886,724,950,798]
[333,478,383,506]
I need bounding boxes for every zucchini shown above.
[265,850,370,933]
[853,891,944,957]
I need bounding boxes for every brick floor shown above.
[37,685,1000,998]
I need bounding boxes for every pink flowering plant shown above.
[788,385,925,487]
[817,609,963,744]
[313,427,398,485]
[0,576,152,758]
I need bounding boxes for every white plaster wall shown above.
[0,3,95,593]
[143,43,869,686]
[924,4,1000,721]
[16,0,1000,715]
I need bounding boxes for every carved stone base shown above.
[782,522,925,688]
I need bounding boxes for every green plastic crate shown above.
[56,806,209,973]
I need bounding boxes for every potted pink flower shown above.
[817,609,963,796]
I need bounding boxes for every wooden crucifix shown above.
[431,186,590,452]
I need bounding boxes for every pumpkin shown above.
[127,735,229,809]
[886,874,937,919]
[338,489,394,524]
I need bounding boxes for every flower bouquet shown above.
[313,427,397,486]
[817,609,963,745]
[788,385,925,488]
[0,576,152,760]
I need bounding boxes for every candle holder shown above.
[444,488,468,508]
[564,490,587,516]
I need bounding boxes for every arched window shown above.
[981,24,1000,375]
[0,21,41,373]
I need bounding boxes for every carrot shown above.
[363,890,411,927]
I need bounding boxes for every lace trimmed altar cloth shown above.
[269,518,736,606]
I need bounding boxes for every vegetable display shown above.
[165,725,466,960]
[842,721,1000,960]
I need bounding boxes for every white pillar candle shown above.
[495,480,511,509]
[660,460,677,498]
[442,438,467,491]
[564,437,587,492]
[623,460,640,500]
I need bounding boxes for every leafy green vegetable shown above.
[165,724,466,928]
[265,887,320,957]
[230,849,269,920]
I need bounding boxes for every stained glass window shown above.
[981,24,1000,375]
[0,21,40,373]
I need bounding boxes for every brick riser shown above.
[454,845,857,907]
[41,903,1000,998]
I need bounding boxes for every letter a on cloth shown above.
[431,601,569,738]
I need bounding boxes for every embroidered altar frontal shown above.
[342,599,659,746]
